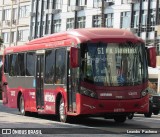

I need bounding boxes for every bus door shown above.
[35,50,45,109]
[2,82,8,104]
[67,52,78,113]
[2,55,9,104]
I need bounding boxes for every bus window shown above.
[9,54,18,76]
[55,49,66,84]
[26,52,35,76]
[45,49,55,84]
[17,53,25,76]
[81,42,148,86]
[4,55,9,73]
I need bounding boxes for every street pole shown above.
[101,0,105,27]
[74,0,78,29]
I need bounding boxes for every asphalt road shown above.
[0,100,160,137]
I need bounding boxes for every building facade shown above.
[0,0,31,51]
[30,0,130,39]
[0,0,160,55]
[130,0,160,54]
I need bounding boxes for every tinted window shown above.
[26,52,35,76]
[4,55,9,73]
[45,49,55,84]
[81,42,147,86]
[9,54,18,76]
[17,53,26,76]
[55,49,66,84]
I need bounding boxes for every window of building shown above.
[150,9,156,26]
[69,0,76,6]
[12,8,17,20]
[36,22,40,38]
[18,30,29,41]
[93,0,102,8]
[17,53,25,76]
[19,5,30,18]
[54,0,62,9]
[133,11,139,28]
[32,0,36,12]
[9,54,18,76]
[77,16,86,28]
[38,0,41,12]
[45,49,55,84]
[31,22,35,39]
[78,0,87,6]
[2,32,9,43]
[45,20,51,34]
[120,11,131,28]
[47,0,52,9]
[26,52,35,76]
[105,13,114,28]
[141,10,147,27]
[41,21,45,36]
[11,31,16,43]
[3,9,11,20]
[55,49,66,84]
[92,15,102,27]
[0,10,2,21]
[53,19,61,33]
[42,0,47,13]
[121,0,127,4]
[66,18,74,30]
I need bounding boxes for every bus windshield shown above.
[80,42,148,86]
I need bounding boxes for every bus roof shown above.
[29,28,142,45]
[4,28,143,54]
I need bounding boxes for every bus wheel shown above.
[19,95,25,115]
[128,113,134,120]
[114,115,126,123]
[59,98,67,123]
[144,108,152,117]
[144,112,152,117]
[153,110,159,115]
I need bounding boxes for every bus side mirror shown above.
[146,46,156,68]
[70,47,79,68]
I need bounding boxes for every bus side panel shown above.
[7,88,19,108]
[24,89,37,112]
[43,89,56,114]
[43,87,67,114]
[76,93,81,115]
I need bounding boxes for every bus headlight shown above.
[141,88,148,97]
[80,87,97,98]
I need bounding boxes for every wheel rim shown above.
[20,96,24,114]
[59,100,65,121]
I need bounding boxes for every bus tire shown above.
[153,110,159,115]
[114,115,126,123]
[19,95,26,115]
[144,112,152,117]
[59,98,68,123]
[128,113,134,120]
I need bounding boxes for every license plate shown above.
[114,108,125,112]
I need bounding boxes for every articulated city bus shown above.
[1,28,156,123]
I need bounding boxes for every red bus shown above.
[1,28,156,123]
